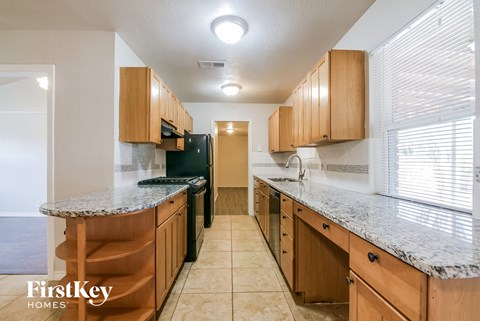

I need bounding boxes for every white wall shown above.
[113,34,165,187]
[0,30,116,277]
[0,78,47,213]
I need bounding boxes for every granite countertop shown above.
[255,175,480,280]
[40,184,188,218]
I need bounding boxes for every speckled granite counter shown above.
[255,175,480,280]
[40,184,188,218]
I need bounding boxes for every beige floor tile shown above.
[232,229,262,240]
[284,291,348,321]
[203,229,231,240]
[272,264,291,292]
[157,293,180,321]
[0,295,19,309]
[191,251,232,269]
[232,239,267,252]
[0,295,60,321]
[183,269,231,293]
[0,275,8,280]
[232,221,258,231]
[233,292,294,321]
[171,293,232,321]
[0,274,47,296]
[201,239,232,252]
[171,263,192,294]
[233,268,281,292]
[213,216,232,223]
[233,252,274,268]
[45,309,65,321]
[231,215,255,223]
[208,222,231,231]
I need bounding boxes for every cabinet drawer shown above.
[280,194,293,217]
[294,202,349,252]
[156,191,187,227]
[350,234,427,321]
[280,226,294,255]
[254,179,259,189]
[280,241,294,290]
[280,211,294,237]
[349,271,408,321]
[259,181,270,196]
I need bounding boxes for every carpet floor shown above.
[0,217,47,274]
[216,187,248,215]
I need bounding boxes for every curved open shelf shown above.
[56,239,153,262]
[58,274,153,305]
[59,307,154,321]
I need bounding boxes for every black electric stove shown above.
[138,176,206,261]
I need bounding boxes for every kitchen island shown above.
[40,184,189,321]
[255,175,480,321]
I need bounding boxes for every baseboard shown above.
[0,212,44,217]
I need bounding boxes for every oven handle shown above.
[195,187,206,199]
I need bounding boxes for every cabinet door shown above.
[302,76,311,145]
[318,54,331,141]
[160,82,169,122]
[310,66,321,141]
[177,205,187,267]
[268,114,274,153]
[254,188,260,220]
[156,222,168,310]
[292,89,299,147]
[330,50,364,140]
[297,82,304,145]
[349,271,408,321]
[150,74,162,144]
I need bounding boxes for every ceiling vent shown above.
[198,60,226,69]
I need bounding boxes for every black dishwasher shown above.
[269,188,280,264]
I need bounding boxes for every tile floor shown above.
[0,215,348,321]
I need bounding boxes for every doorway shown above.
[214,121,249,215]
[0,65,54,275]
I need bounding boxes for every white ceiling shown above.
[0,0,374,103]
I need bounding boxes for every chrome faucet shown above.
[285,154,306,180]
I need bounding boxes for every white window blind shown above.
[371,0,475,212]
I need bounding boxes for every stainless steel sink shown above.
[268,177,302,183]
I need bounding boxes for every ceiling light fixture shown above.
[211,15,248,44]
[226,128,235,134]
[221,83,242,96]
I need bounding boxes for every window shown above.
[371,0,475,212]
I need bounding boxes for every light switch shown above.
[257,145,262,152]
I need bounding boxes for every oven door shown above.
[194,187,206,240]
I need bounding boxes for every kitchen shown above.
[0,0,479,320]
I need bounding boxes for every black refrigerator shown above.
[166,134,215,227]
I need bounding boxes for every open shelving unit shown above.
[56,208,156,321]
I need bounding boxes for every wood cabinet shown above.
[57,209,156,321]
[255,180,269,240]
[280,194,295,290]
[119,67,162,144]
[155,192,187,310]
[294,201,349,303]
[349,271,409,321]
[254,179,260,222]
[157,138,184,151]
[120,67,194,147]
[268,106,295,153]
[292,50,365,147]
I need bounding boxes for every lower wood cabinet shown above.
[349,271,408,321]
[155,194,187,311]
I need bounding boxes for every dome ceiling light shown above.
[211,15,248,44]
[221,83,242,96]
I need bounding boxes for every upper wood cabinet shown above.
[120,67,193,145]
[268,106,295,153]
[292,50,365,147]
[119,67,162,144]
